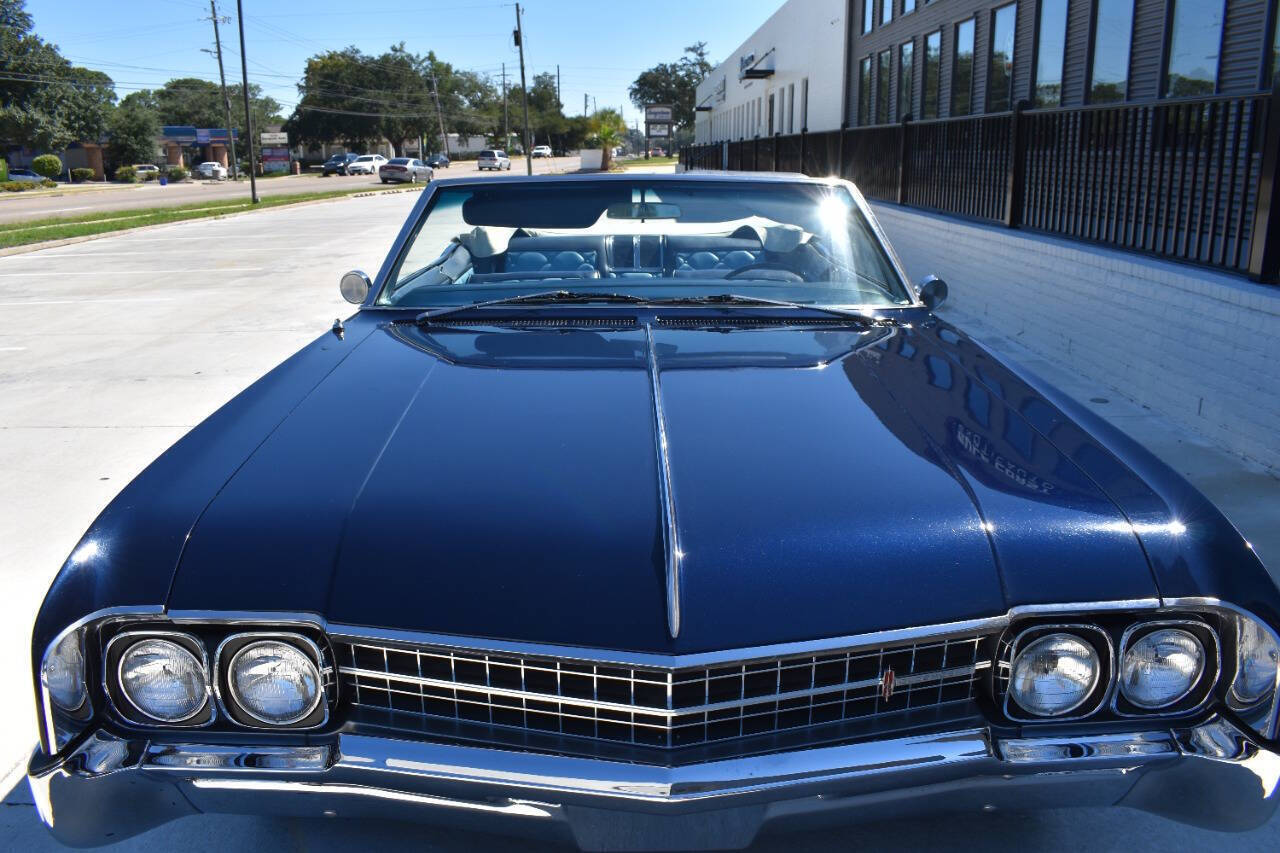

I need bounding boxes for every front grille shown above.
[335,633,991,751]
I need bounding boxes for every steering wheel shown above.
[723,263,804,282]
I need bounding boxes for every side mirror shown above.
[918,274,948,310]
[340,270,372,304]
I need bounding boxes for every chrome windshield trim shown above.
[644,321,682,640]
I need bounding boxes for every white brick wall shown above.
[871,203,1280,472]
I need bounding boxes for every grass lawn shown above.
[620,156,679,168]
[0,184,408,249]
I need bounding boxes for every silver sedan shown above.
[378,157,433,184]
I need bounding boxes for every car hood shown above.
[166,316,1158,654]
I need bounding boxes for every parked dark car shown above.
[425,153,450,168]
[321,153,359,176]
[27,173,1280,849]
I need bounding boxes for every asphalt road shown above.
[0,187,1277,851]
[0,155,581,224]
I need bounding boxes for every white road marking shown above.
[0,268,262,276]
[0,297,175,306]
[0,346,27,351]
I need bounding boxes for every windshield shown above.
[389,158,410,164]
[376,179,912,310]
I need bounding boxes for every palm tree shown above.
[588,109,626,171]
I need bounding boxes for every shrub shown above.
[0,160,7,181]
[114,165,137,182]
[166,166,188,182]
[2,180,44,192]
[141,170,158,181]
[31,154,63,178]
[41,178,56,187]
[70,168,95,183]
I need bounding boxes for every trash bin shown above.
[159,176,168,186]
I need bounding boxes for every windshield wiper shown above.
[649,293,893,325]
[416,290,647,323]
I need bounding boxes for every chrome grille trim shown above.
[335,634,992,750]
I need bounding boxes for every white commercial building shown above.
[693,0,847,145]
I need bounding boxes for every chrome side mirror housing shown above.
[918,275,948,310]
[339,270,372,305]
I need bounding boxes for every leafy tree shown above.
[0,0,117,151]
[588,109,626,171]
[628,42,713,130]
[108,100,160,166]
[285,48,383,150]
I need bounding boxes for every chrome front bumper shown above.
[29,718,1280,850]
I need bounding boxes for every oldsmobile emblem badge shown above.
[880,667,896,702]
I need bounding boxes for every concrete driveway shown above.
[1,188,1278,851]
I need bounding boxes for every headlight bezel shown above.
[1113,619,1219,716]
[104,631,214,727]
[1002,623,1113,722]
[214,632,329,730]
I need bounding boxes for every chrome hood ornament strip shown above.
[644,322,682,639]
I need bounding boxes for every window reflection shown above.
[926,355,953,389]
[988,3,1017,112]
[924,30,942,118]
[1090,0,1133,103]
[966,379,992,427]
[899,41,915,120]
[952,19,975,115]
[1165,0,1223,97]
[877,49,892,123]
[1034,0,1067,106]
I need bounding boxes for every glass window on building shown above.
[988,3,1016,112]
[904,0,915,13]
[1090,0,1133,102]
[767,93,775,135]
[802,77,809,128]
[952,19,975,116]
[1034,0,1068,106]
[899,40,915,119]
[924,30,942,118]
[859,57,872,125]
[883,0,893,26]
[864,0,874,33]
[788,82,796,132]
[1165,0,1223,97]
[877,49,892,123]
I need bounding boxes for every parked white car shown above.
[195,162,227,180]
[378,158,433,184]
[477,149,511,171]
[5,167,43,183]
[531,145,552,158]
[347,154,388,175]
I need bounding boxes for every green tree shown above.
[628,42,713,130]
[0,0,117,151]
[108,100,160,166]
[588,109,626,171]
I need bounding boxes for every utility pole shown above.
[499,63,508,146]
[205,1,239,180]
[556,64,561,107]
[235,0,258,202]
[584,93,588,116]
[430,71,450,158]
[514,3,532,175]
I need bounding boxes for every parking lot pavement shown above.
[0,156,581,224]
[1,186,1277,851]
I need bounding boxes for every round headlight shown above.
[1009,633,1100,717]
[42,630,86,712]
[1119,628,1204,709]
[228,640,321,725]
[119,639,208,722]
[1232,615,1280,705]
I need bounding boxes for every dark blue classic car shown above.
[29,173,1280,849]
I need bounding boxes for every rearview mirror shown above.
[606,202,682,220]
[918,274,948,310]
[340,270,372,304]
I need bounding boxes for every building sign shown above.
[738,52,756,79]
[260,131,288,145]
[261,146,290,173]
[644,105,673,123]
[713,77,726,104]
[163,126,238,145]
[648,124,670,137]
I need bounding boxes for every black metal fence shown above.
[681,92,1280,283]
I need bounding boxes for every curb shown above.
[0,183,143,202]
[0,187,421,257]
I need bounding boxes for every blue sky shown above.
[27,0,784,130]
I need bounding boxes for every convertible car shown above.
[29,173,1280,850]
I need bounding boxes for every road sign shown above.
[260,131,288,145]
[644,105,673,123]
